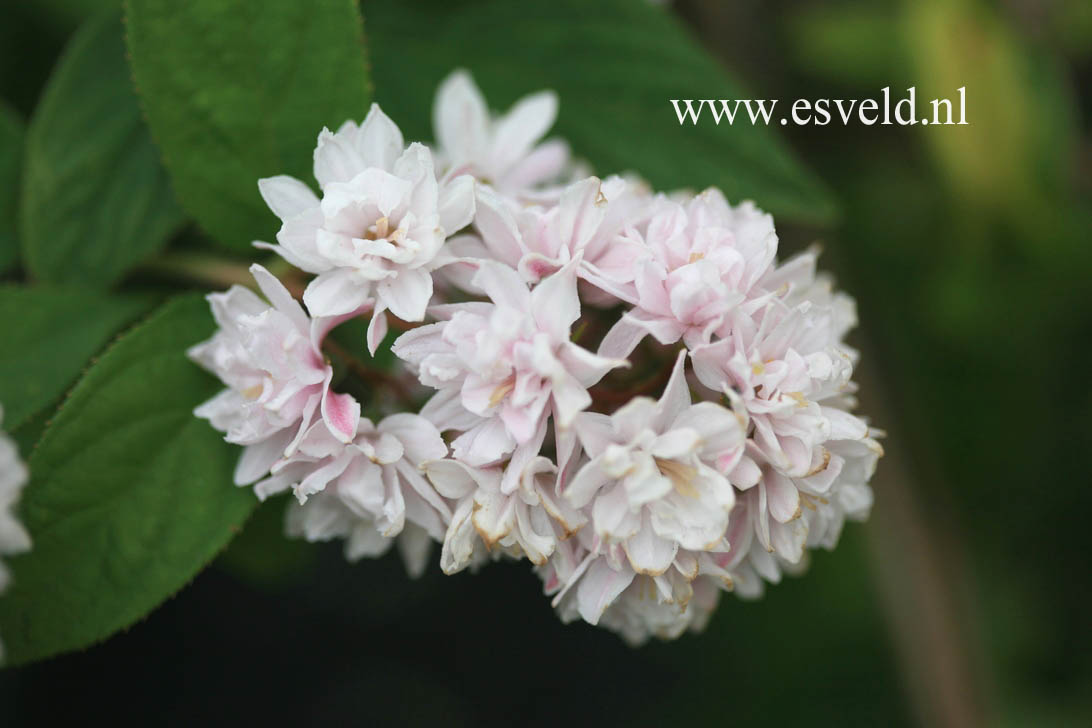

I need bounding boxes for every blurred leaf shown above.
[363,0,835,223]
[20,12,185,286]
[1050,0,1092,58]
[0,285,152,429]
[125,0,372,251]
[783,4,904,86]
[0,101,22,273]
[904,0,1083,257]
[0,294,255,665]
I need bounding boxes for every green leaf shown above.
[125,0,372,251]
[0,101,23,273]
[363,0,835,223]
[0,294,256,665]
[9,407,51,460]
[20,12,185,287]
[0,286,152,429]
[783,5,904,86]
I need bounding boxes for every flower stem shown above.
[136,251,304,297]
[322,336,417,404]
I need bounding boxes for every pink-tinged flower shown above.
[432,69,570,195]
[392,260,625,490]
[599,191,779,357]
[255,104,475,353]
[538,525,729,645]
[189,264,360,486]
[0,405,31,594]
[704,428,881,597]
[580,572,722,646]
[446,175,650,302]
[259,413,450,577]
[564,352,747,572]
[424,455,586,575]
[691,298,857,479]
[687,250,879,565]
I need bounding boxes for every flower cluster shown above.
[191,70,882,645]
[0,405,32,661]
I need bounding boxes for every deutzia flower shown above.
[599,191,779,357]
[705,428,880,599]
[0,405,32,661]
[689,279,867,561]
[454,175,651,300]
[191,70,882,645]
[432,69,570,195]
[256,104,476,353]
[392,260,624,490]
[188,264,360,486]
[425,454,586,575]
[593,574,722,645]
[565,352,747,567]
[261,414,450,578]
[538,526,727,645]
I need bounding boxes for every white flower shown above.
[680,246,880,571]
[424,454,586,575]
[432,69,570,195]
[599,191,779,357]
[262,413,450,578]
[688,269,870,563]
[256,104,475,353]
[564,351,746,571]
[392,260,624,490]
[538,528,725,645]
[446,175,650,302]
[189,264,360,486]
[587,574,722,646]
[188,71,884,645]
[0,405,32,662]
[704,429,881,598]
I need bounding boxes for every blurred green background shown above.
[1,0,1089,725]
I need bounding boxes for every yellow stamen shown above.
[372,216,389,239]
[655,457,699,497]
[488,378,516,408]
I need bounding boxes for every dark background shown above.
[2,0,1090,725]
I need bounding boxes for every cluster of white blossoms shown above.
[0,405,32,660]
[191,70,882,645]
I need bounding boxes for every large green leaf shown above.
[20,12,184,286]
[363,0,835,223]
[125,0,372,251]
[0,286,152,429]
[0,295,256,665]
[0,101,23,273]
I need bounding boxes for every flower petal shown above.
[356,103,405,170]
[303,269,372,318]
[438,174,476,233]
[378,267,433,322]
[258,175,319,219]
[433,70,489,165]
[624,514,678,575]
[575,559,634,625]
